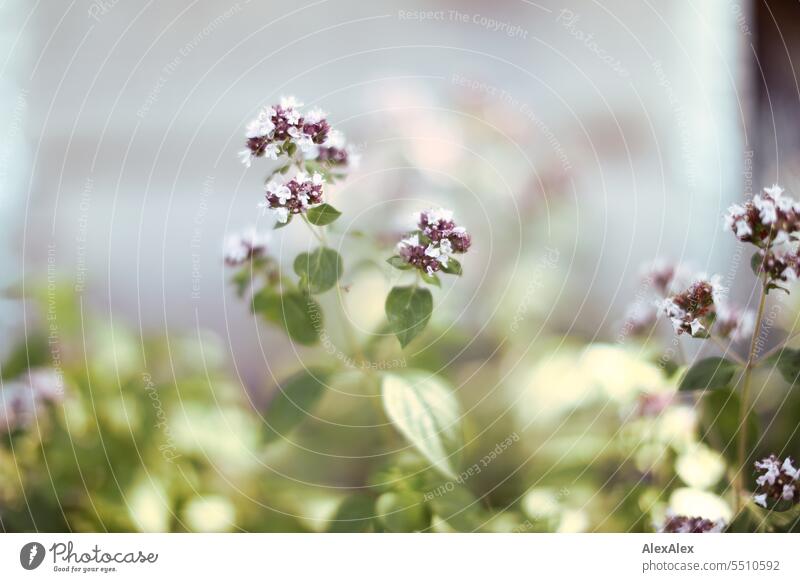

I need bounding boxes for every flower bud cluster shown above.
[724,185,800,245]
[223,227,270,266]
[753,454,799,509]
[658,514,725,533]
[0,369,63,434]
[396,209,471,276]
[239,97,330,167]
[661,278,720,337]
[260,171,325,224]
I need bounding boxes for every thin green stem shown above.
[735,273,769,513]
[300,213,327,246]
[708,334,746,366]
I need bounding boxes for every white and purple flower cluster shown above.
[239,96,329,167]
[661,277,723,337]
[753,454,799,510]
[725,185,800,284]
[396,208,472,276]
[658,514,726,533]
[239,96,355,170]
[259,170,325,224]
[223,227,270,266]
[724,185,800,245]
[1,369,63,434]
[623,260,753,341]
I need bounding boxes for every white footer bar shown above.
[0,533,796,580]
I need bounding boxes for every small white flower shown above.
[238,149,253,167]
[264,143,280,160]
[424,244,441,259]
[440,239,453,255]
[424,208,454,223]
[280,96,303,109]
[755,457,781,486]
[754,194,778,224]
[782,483,796,501]
[311,172,324,186]
[689,319,704,336]
[285,108,302,125]
[296,134,314,152]
[272,207,290,223]
[245,113,275,138]
[764,184,785,198]
[266,181,291,204]
[324,129,346,148]
[304,107,327,124]
[397,234,419,252]
[753,493,768,508]
[782,457,799,480]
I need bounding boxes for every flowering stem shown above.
[735,273,768,513]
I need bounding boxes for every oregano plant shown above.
[224,97,474,520]
[624,184,800,531]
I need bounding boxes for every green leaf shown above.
[306,203,342,226]
[385,286,433,348]
[263,368,329,441]
[293,247,343,294]
[440,257,462,276]
[701,388,759,466]
[386,255,412,270]
[766,348,800,385]
[420,271,441,287]
[425,481,484,532]
[329,495,376,533]
[375,491,429,532]
[381,371,463,479]
[751,251,764,276]
[679,357,739,392]
[274,215,293,229]
[253,289,321,345]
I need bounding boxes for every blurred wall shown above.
[2,0,760,384]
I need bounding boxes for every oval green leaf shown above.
[385,286,433,348]
[386,256,412,270]
[440,257,462,276]
[679,357,739,392]
[263,368,329,441]
[306,203,342,226]
[766,348,800,385]
[253,289,321,345]
[381,371,462,479]
[294,247,343,294]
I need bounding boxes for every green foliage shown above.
[420,271,441,287]
[440,258,462,276]
[263,369,330,442]
[701,388,760,465]
[386,256,412,270]
[328,494,377,533]
[766,348,800,385]
[426,482,484,532]
[679,357,739,392]
[385,286,433,348]
[381,371,463,480]
[375,491,429,532]
[306,203,342,226]
[293,247,342,294]
[252,288,321,345]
